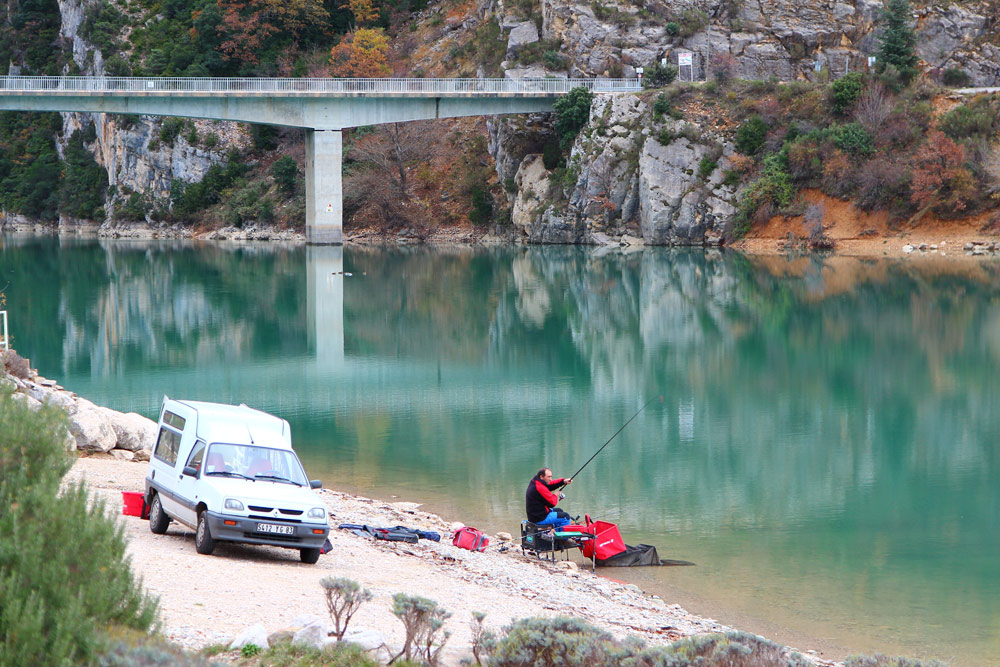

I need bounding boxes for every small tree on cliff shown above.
[876,0,918,85]
[553,86,593,150]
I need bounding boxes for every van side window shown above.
[162,411,186,430]
[186,441,206,474]
[153,427,182,466]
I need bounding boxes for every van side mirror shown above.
[310,479,322,489]
[182,466,199,477]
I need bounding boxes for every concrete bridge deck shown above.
[0,76,641,244]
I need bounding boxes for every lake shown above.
[3,235,999,665]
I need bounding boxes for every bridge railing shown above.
[0,76,640,94]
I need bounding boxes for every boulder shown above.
[110,449,135,461]
[98,408,157,451]
[292,622,328,649]
[133,449,150,462]
[507,21,539,55]
[340,628,388,653]
[230,624,270,651]
[267,629,295,646]
[25,383,75,413]
[69,405,118,452]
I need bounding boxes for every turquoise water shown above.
[4,236,1000,664]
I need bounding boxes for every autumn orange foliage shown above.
[329,28,391,77]
[341,0,379,26]
[218,0,329,65]
[910,129,976,215]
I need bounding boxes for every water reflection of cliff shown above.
[7,238,1000,553]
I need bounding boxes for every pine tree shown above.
[876,0,918,84]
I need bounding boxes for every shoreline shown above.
[0,358,841,664]
[64,453,840,666]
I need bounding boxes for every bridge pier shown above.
[305,129,343,245]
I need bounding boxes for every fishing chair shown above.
[520,521,596,571]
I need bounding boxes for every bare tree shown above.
[854,82,893,138]
[349,122,435,199]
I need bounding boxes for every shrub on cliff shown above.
[876,0,918,86]
[828,72,866,115]
[0,392,159,665]
[553,87,594,150]
[735,115,768,156]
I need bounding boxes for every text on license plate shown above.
[256,522,294,535]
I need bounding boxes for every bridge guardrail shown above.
[0,76,641,95]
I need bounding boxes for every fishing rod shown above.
[561,395,662,487]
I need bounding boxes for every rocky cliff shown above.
[486,0,999,245]
[51,0,240,231]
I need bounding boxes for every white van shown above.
[143,398,330,564]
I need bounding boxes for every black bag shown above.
[320,538,334,554]
[373,528,419,544]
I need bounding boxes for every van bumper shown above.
[205,510,329,549]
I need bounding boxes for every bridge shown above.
[0,76,640,244]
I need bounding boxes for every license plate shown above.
[256,522,294,535]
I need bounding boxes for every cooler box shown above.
[582,520,626,560]
[121,491,146,517]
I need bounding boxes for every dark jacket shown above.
[525,474,566,523]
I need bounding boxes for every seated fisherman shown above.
[525,467,573,529]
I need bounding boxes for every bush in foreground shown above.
[0,390,159,665]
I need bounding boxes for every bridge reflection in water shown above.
[6,236,1000,665]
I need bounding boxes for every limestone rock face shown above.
[536,0,997,85]
[637,134,735,245]
[488,115,558,187]
[495,93,738,245]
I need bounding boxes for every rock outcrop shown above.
[495,92,739,245]
[1,350,157,458]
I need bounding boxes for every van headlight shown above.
[224,498,245,511]
[307,507,326,520]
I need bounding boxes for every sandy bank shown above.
[65,455,838,666]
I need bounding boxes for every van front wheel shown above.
[195,511,216,555]
[149,494,170,534]
[300,547,320,564]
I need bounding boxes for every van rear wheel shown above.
[195,511,216,555]
[148,493,170,534]
[300,547,320,564]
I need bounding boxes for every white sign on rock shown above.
[677,52,693,67]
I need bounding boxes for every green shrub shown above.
[677,7,708,37]
[733,154,796,236]
[941,67,972,87]
[656,128,675,145]
[938,97,1000,141]
[159,117,186,145]
[241,643,262,658]
[642,61,678,88]
[831,122,874,156]
[271,155,299,197]
[553,86,593,149]
[485,616,626,665]
[735,115,767,155]
[0,393,159,664]
[828,72,865,114]
[203,132,219,149]
[251,125,279,152]
[665,21,679,35]
[698,156,718,180]
[652,92,671,119]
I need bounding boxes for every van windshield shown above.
[204,444,309,486]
